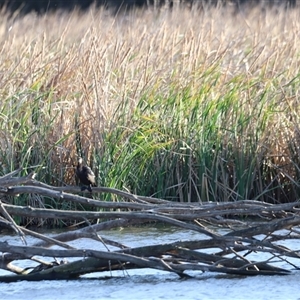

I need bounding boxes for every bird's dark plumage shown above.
[76,158,95,192]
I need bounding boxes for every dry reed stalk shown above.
[0,6,299,202]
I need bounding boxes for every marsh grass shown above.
[0,5,300,212]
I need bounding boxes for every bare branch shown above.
[0,170,300,281]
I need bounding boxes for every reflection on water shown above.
[1,225,300,300]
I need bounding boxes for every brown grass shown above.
[0,5,299,203]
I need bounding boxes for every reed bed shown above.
[0,5,299,206]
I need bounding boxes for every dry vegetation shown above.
[0,5,300,205]
[1,6,300,279]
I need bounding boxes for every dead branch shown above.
[0,170,300,281]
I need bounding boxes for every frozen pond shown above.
[1,226,300,300]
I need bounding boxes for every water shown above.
[1,226,300,300]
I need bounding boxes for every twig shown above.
[0,200,27,245]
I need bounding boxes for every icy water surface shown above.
[1,226,300,300]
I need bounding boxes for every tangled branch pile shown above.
[0,169,300,282]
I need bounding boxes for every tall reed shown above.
[0,5,299,209]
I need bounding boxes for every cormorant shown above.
[76,157,95,192]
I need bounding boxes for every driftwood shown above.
[0,169,300,282]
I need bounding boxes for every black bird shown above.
[76,157,96,192]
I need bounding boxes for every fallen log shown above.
[0,169,300,281]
